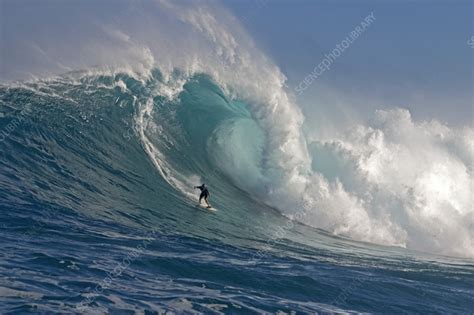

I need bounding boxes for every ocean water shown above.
[0,71,472,314]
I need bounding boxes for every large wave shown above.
[3,0,472,258]
[133,71,473,258]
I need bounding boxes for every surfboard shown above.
[196,204,217,212]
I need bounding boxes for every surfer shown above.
[194,184,211,208]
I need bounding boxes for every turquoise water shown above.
[0,71,472,314]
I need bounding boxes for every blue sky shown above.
[226,0,473,125]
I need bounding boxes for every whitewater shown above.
[0,0,472,313]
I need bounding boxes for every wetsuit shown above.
[196,185,209,201]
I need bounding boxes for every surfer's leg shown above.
[204,195,210,207]
[199,192,204,204]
